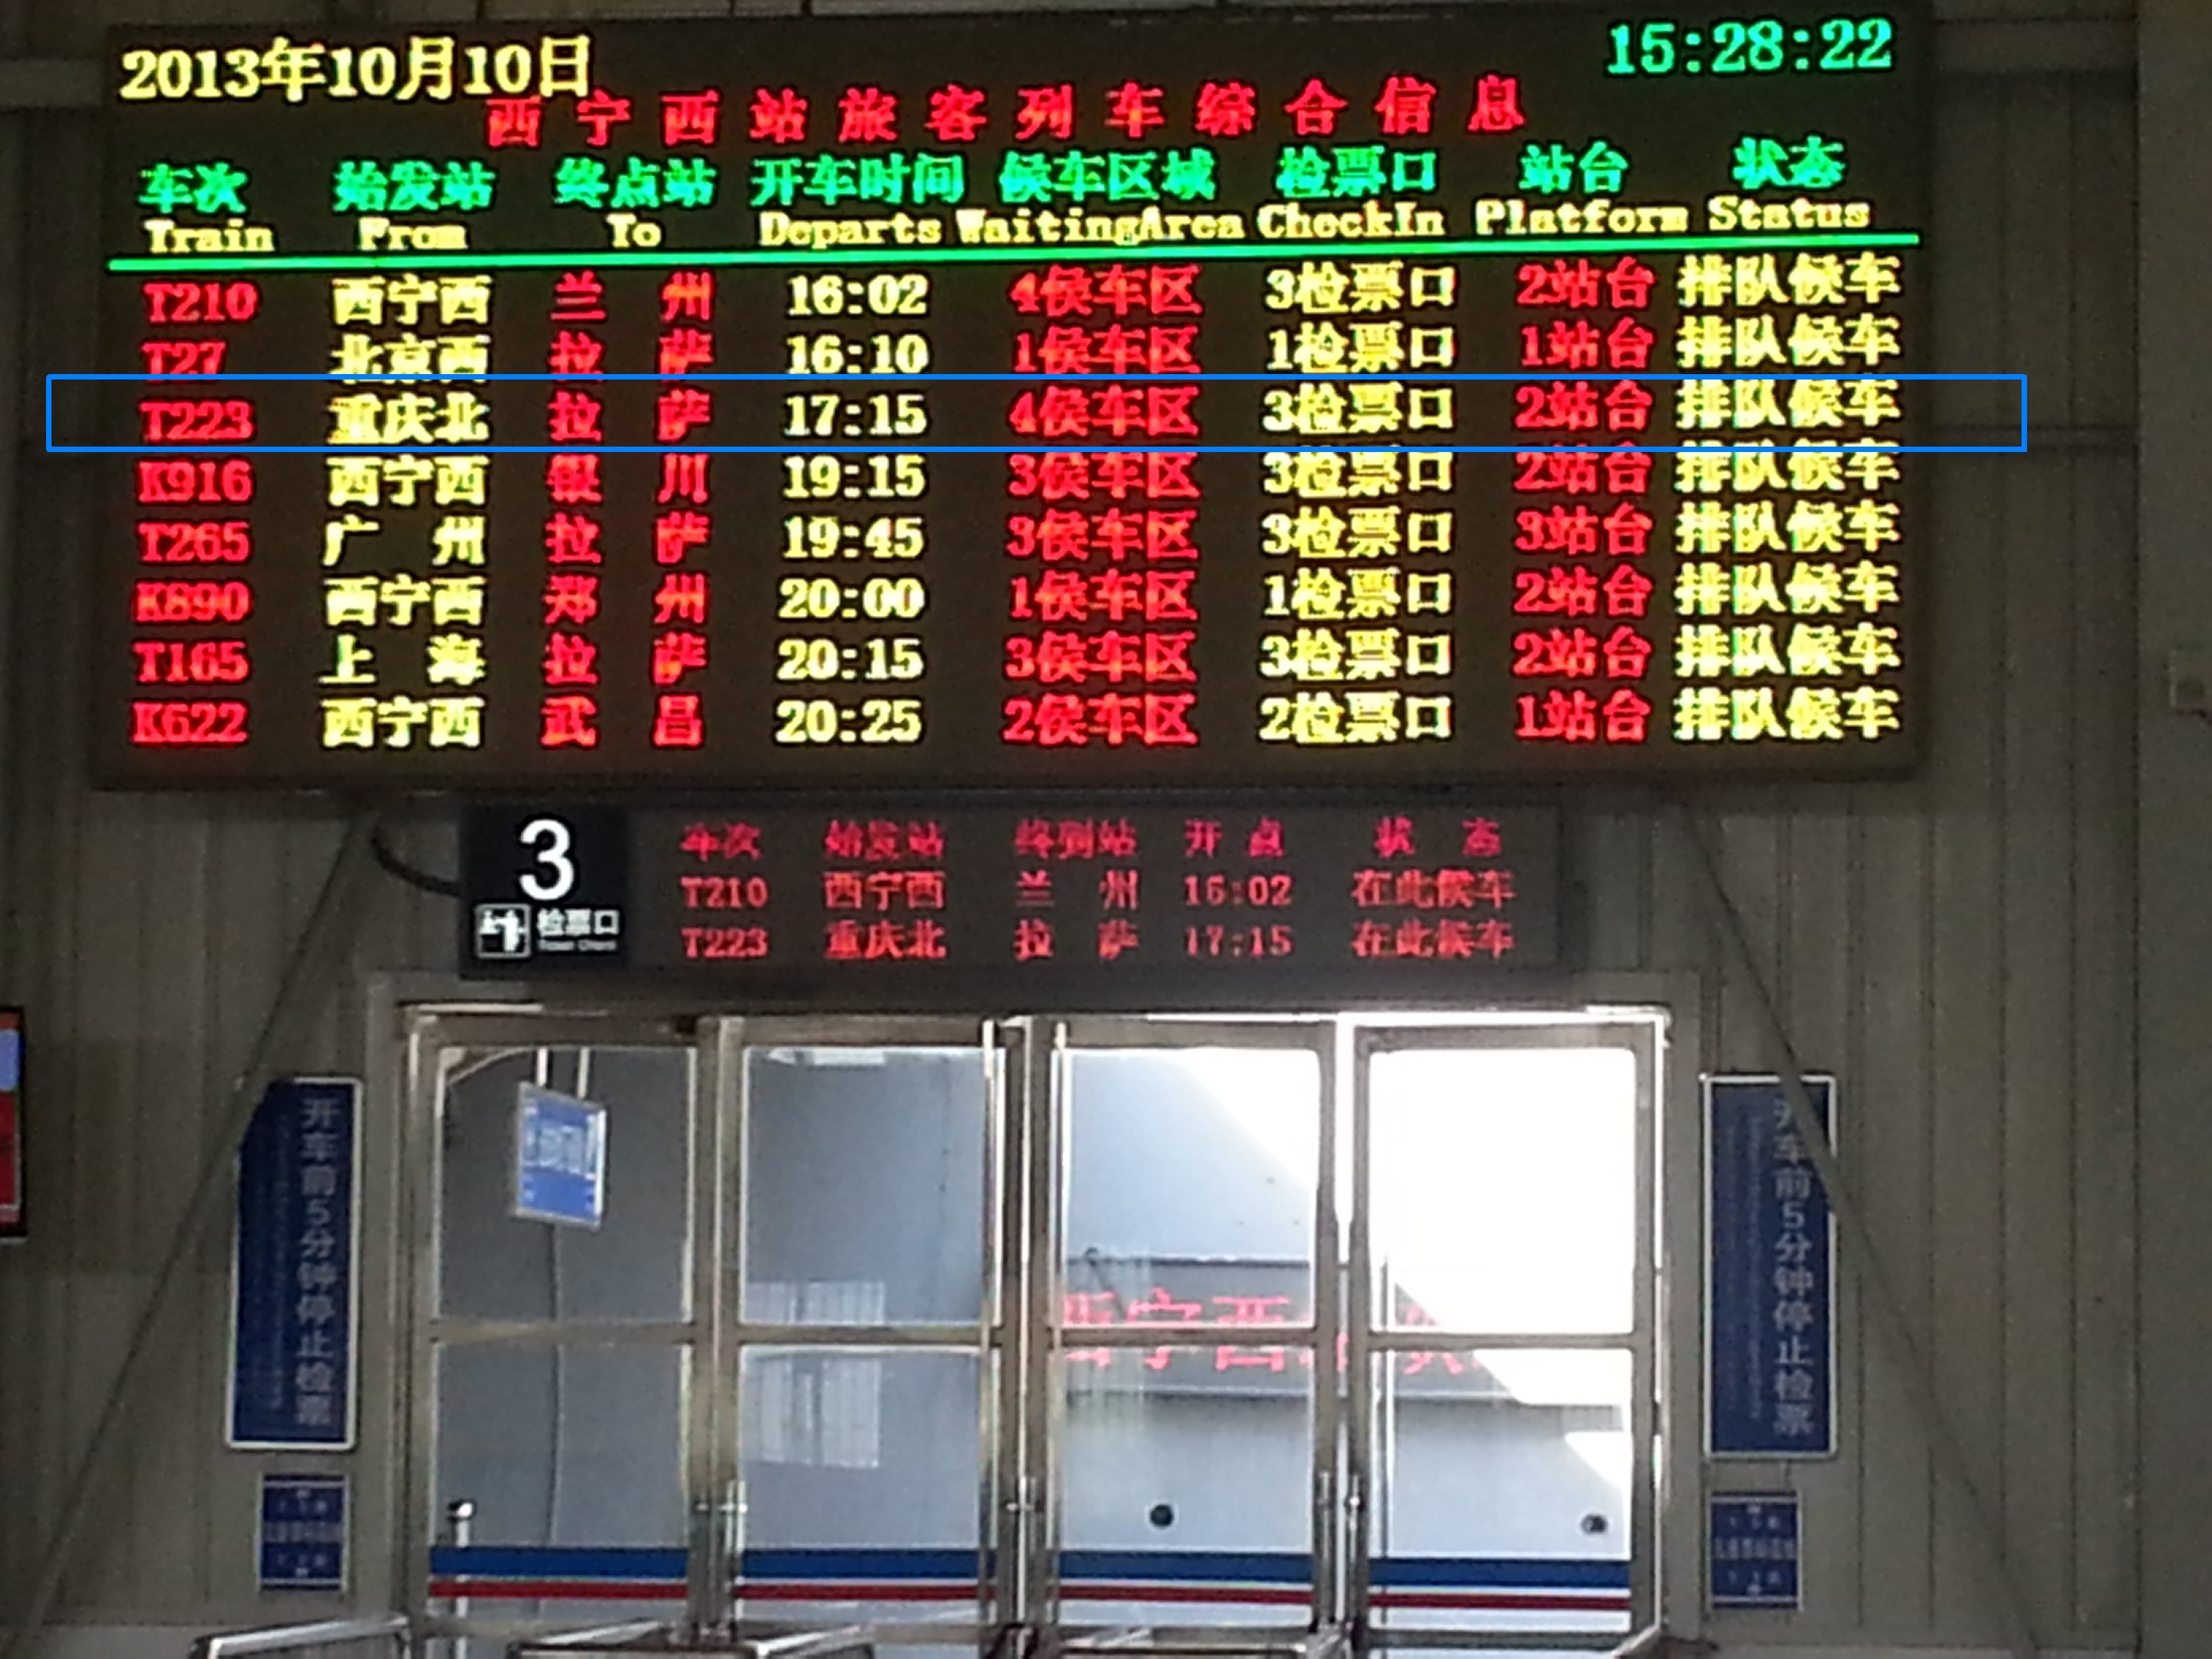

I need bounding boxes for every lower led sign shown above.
[464,800,1557,1006]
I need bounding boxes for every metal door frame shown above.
[398,1008,716,1647]
[1037,1016,1343,1640]
[397,1004,1666,1654]
[708,1015,1009,1641]
[1347,1016,1664,1651]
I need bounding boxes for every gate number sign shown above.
[464,804,628,964]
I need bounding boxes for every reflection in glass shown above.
[434,1343,687,1547]
[1065,1048,1320,1326]
[736,1348,985,1621]
[1370,1348,1631,1636]
[438,1046,693,1324]
[1370,1048,1637,1334]
[743,1047,987,1326]
[1062,1344,1313,1627]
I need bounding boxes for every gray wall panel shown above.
[1996,73,2087,1611]
[2067,454,2135,1640]
[1580,807,1654,975]
[2068,94,2137,428]
[1999,457,2078,1634]
[1785,807,1861,1629]
[1921,431,2007,1642]
[1849,793,1938,1632]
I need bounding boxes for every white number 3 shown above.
[518,817,576,901]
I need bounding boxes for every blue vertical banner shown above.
[1708,1492,1801,1610]
[1706,1074,1837,1458]
[258,1472,348,1593]
[230,1078,359,1450]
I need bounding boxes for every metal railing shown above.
[192,1614,410,1659]
[1047,1626,1689,1659]
[1052,1629,1348,1659]
[1601,1629,1712,1659]
[510,1621,879,1659]
[493,1620,1702,1659]
[1051,1627,1700,1659]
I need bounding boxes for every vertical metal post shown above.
[720,1018,753,1633]
[443,1499,474,1659]
[693,1021,741,1636]
[1343,1034,1376,1652]
[1006,1022,1064,1633]
[1309,1025,1343,1633]
[978,1021,1010,1647]
[1627,1025,1660,1636]
[1033,1028,1069,1634]
[688,1492,733,1633]
[992,1021,1039,1633]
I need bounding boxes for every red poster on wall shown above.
[0,1008,23,1240]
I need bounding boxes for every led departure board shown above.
[94,7,1928,790]
[462,801,1556,1006]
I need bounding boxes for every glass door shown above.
[406,1008,1662,1656]
[408,1014,712,1637]
[1040,1019,1339,1639]
[721,1019,1002,1635]
[1349,1023,1659,1649]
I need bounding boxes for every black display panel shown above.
[96,7,1929,789]
[462,800,1557,1007]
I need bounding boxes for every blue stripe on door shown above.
[430,1545,686,1580]
[1061,1551,1310,1584]
[743,1547,981,1580]
[431,1544,1627,1594]
[1370,1556,1629,1590]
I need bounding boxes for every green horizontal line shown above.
[107,230,1921,274]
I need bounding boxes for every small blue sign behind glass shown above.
[1708,1492,1801,1610]
[230,1078,358,1449]
[1706,1074,1836,1458]
[258,1472,348,1593]
[514,1084,607,1229]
